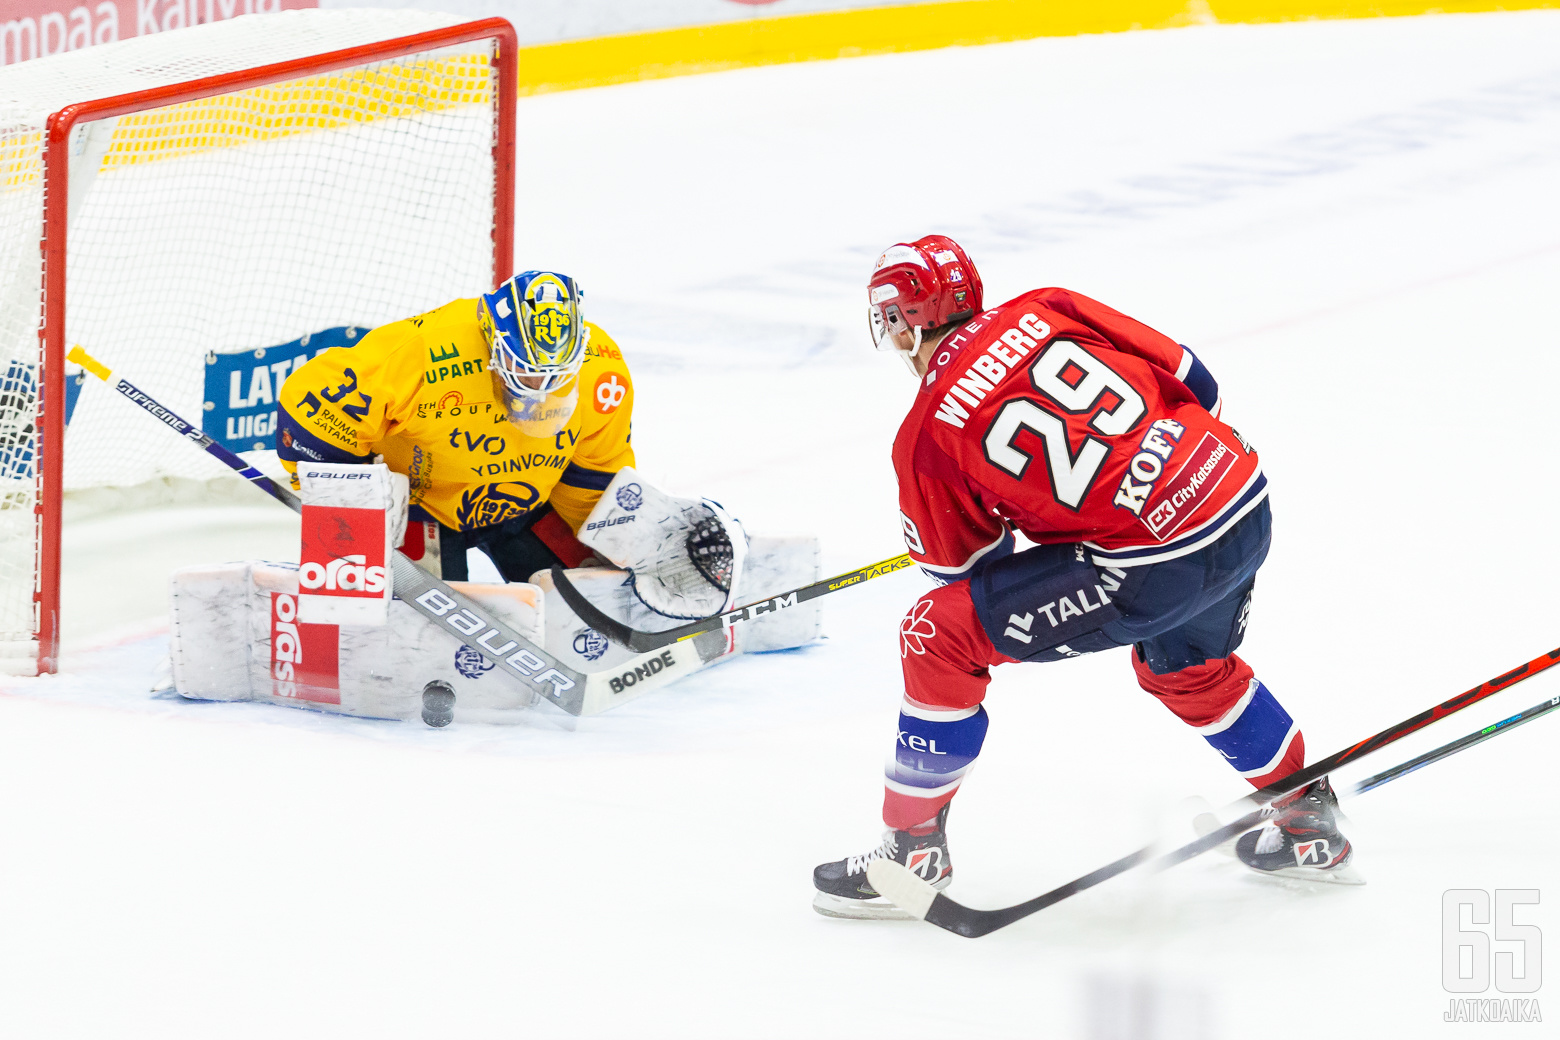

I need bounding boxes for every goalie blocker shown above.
[294,461,407,625]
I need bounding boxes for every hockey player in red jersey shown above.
[813,236,1359,919]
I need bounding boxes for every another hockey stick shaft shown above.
[870,644,1560,937]
[551,552,916,653]
[1144,689,1560,874]
[69,345,711,716]
[1351,692,1560,795]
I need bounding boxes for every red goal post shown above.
[1,11,517,675]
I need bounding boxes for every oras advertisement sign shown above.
[3,0,315,65]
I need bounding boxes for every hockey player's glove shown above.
[576,468,748,620]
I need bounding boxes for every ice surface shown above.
[4,11,1560,1037]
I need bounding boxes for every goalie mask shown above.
[481,271,589,436]
[867,235,983,374]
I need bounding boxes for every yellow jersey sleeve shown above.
[548,325,636,531]
[276,317,426,476]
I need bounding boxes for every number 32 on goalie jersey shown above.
[980,340,1145,510]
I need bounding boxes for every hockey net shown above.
[0,10,516,674]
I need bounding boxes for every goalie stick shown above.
[551,552,916,653]
[868,644,1560,937]
[68,346,727,717]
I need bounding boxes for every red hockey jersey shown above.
[893,288,1267,583]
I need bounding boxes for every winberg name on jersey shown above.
[932,313,1053,429]
[894,286,1266,574]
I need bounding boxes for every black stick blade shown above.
[550,567,655,652]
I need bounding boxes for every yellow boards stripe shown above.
[513,0,1559,96]
[6,0,1553,184]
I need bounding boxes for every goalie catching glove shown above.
[576,468,748,619]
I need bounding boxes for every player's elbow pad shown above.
[276,408,371,466]
[1176,346,1220,413]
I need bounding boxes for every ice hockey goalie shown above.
[165,271,820,722]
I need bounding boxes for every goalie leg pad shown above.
[170,561,545,720]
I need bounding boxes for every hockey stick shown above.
[68,345,727,716]
[868,644,1560,937]
[1352,692,1560,795]
[551,552,916,653]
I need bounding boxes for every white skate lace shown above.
[845,832,900,875]
[1252,821,1284,855]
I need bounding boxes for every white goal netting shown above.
[0,10,507,671]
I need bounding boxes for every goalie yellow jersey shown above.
[276,297,635,532]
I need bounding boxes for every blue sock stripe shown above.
[885,761,973,792]
[894,704,989,779]
[1199,681,1294,774]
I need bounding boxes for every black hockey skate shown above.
[1235,777,1363,885]
[813,806,952,920]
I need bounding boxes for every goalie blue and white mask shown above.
[480,271,589,436]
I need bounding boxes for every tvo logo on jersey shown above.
[299,554,388,595]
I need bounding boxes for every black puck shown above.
[421,680,456,728]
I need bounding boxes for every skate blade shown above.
[811,890,921,921]
[1250,860,1367,887]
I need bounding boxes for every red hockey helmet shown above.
[867,235,984,358]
